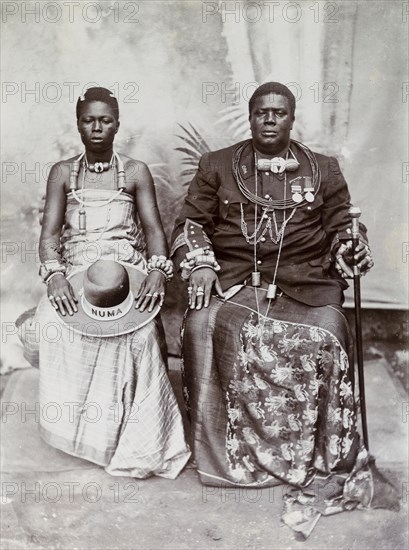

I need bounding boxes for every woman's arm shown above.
[128,160,169,312]
[39,162,77,316]
[39,162,67,262]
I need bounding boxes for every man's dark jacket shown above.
[172,140,366,307]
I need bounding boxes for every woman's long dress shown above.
[20,189,191,479]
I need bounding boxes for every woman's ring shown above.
[49,295,54,300]
[153,292,159,298]
[197,286,204,292]
[146,293,153,297]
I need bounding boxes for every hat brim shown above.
[55,262,160,337]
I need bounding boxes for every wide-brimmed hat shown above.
[56,260,160,337]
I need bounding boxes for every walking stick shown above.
[349,206,369,450]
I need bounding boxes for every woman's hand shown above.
[135,271,166,312]
[47,273,78,316]
[335,240,374,278]
[188,267,224,310]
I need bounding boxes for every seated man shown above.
[171,82,396,536]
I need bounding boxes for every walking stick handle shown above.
[349,206,362,276]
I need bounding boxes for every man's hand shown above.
[335,240,374,278]
[47,274,78,316]
[188,267,224,310]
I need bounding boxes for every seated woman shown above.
[19,87,190,479]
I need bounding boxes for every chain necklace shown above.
[239,153,292,302]
[240,204,296,245]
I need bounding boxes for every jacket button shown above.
[257,260,262,265]
[260,236,266,243]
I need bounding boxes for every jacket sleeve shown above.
[171,153,220,267]
[322,157,368,254]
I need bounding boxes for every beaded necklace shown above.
[69,151,126,235]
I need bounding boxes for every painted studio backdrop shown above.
[1,0,408,343]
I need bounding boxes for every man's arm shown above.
[321,157,373,277]
[171,153,224,309]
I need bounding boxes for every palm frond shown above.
[217,104,249,138]
[176,124,211,156]
[175,123,214,185]
[149,162,174,189]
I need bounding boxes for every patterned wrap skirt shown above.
[181,285,398,536]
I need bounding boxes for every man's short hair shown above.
[249,82,296,118]
[76,87,119,120]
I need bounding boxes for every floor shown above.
[1,357,408,550]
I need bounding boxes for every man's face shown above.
[77,101,119,154]
[249,94,294,155]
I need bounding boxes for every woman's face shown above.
[77,101,119,153]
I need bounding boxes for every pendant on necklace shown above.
[266,284,277,300]
[88,161,111,173]
[252,271,261,287]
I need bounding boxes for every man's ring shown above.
[55,296,62,301]
[153,292,159,298]
[61,296,68,300]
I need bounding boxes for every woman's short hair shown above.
[76,87,119,120]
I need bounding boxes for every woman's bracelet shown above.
[148,267,170,280]
[147,255,174,281]
[45,272,66,285]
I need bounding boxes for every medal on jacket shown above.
[303,176,315,203]
[291,179,303,203]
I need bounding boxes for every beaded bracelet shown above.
[45,272,66,285]
[147,255,174,281]
[180,250,221,280]
[190,265,219,275]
